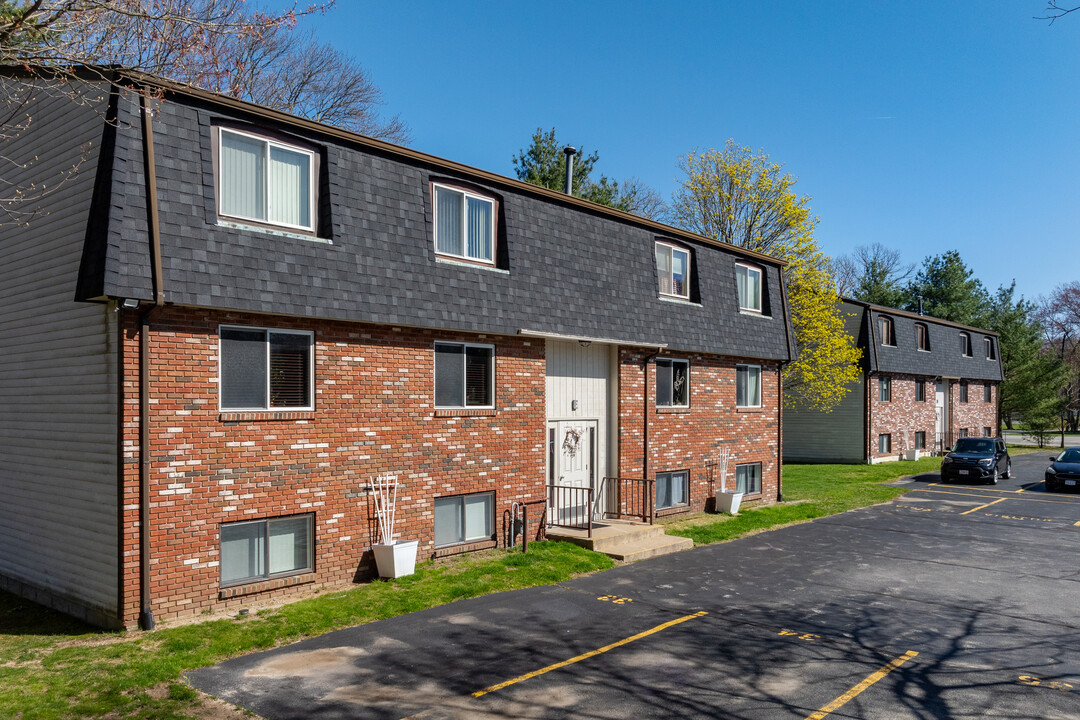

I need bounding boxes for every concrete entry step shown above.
[545,520,694,562]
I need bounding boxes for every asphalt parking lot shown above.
[188,452,1080,719]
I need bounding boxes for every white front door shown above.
[548,420,597,524]
[935,381,946,452]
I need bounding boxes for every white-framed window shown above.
[960,332,972,357]
[220,514,313,586]
[735,463,761,494]
[218,127,315,232]
[656,470,689,509]
[736,364,762,408]
[434,492,493,546]
[879,376,892,402]
[984,384,992,403]
[959,381,969,403]
[655,241,690,299]
[656,358,689,408]
[983,427,992,437]
[880,316,896,346]
[433,183,495,264]
[915,432,926,450]
[434,342,494,408]
[735,263,762,312]
[985,337,996,360]
[958,428,969,438]
[915,323,931,352]
[878,434,891,453]
[916,379,926,402]
[219,326,313,411]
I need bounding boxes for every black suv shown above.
[940,437,1011,484]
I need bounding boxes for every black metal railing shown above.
[547,485,595,537]
[602,477,655,525]
[935,430,956,456]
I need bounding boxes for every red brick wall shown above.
[951,380,998,439]
[867,373,938,461]
[617,349,781,516]
[119,307,547,626]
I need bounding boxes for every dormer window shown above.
[880,316,896,346]
[218,128,315,233]
[985,337,996,360]
[735,263,762,312]
[960,332,972,357]
[915,323,931,352]
[655,242,690,299]
[433,183,496,264]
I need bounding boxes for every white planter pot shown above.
[372,539,418,579]
[904,449,921,461]
[716,491,744,514]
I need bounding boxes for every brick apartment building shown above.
[0,69,794,628]
[784,299,1003,464]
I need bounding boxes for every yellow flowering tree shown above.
[672,141,861,411]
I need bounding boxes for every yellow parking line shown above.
[913,488,1080,506]
[805,651,919,720]
[470,611,708,698]
[960,498,1006,515]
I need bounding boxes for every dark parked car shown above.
[940,437,1011,484]
[1045,447,1080,492]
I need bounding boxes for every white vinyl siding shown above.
[219,128,314,232]
[433,184,495,263]
[0,80,118,624]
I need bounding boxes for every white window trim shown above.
[879,434,892,453]
[735,262,762,313]
[656,241,691,300]
[879,376,891,402]
[219,514,314,587]
[433,341,496,410]
[432,182,497,265]
[915,324,931,352]
[218,127,316,233]
[985,337,996,360]
[656,357,690,408]
[736,363,762,409]
[960,332,972,357]
[434,492,495,547]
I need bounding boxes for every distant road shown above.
[1003,429,1080,447]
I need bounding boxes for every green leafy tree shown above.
[986,283,1065,432]
[512,128,667,219]
[903,251,990,326]
[672,140,862,411]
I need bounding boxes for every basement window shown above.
[878,434,892,453]
[656,470,689,509]
[220,326,313,411]
[915,432,926,450]
[220,514,313,586]
[434,493,494,547]
[735,463,761,494]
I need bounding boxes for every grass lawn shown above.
[0,542,612,720]
[0,458,941,719]
[664,457,942,545]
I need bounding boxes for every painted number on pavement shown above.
[1019,675,1074,691]
[779,629,820,641]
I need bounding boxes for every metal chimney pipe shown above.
[563,146,577,195]
[918,296,924,316]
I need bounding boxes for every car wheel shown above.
[1002,461,1011,479]
[988,467,999,485]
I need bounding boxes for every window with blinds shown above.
[434,342,494,408]
[433,183,496,264]
[218,128,315,232]
[220,327,313,411]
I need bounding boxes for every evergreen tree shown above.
[904,251,990,326]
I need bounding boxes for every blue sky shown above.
[293,1,1078,303]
